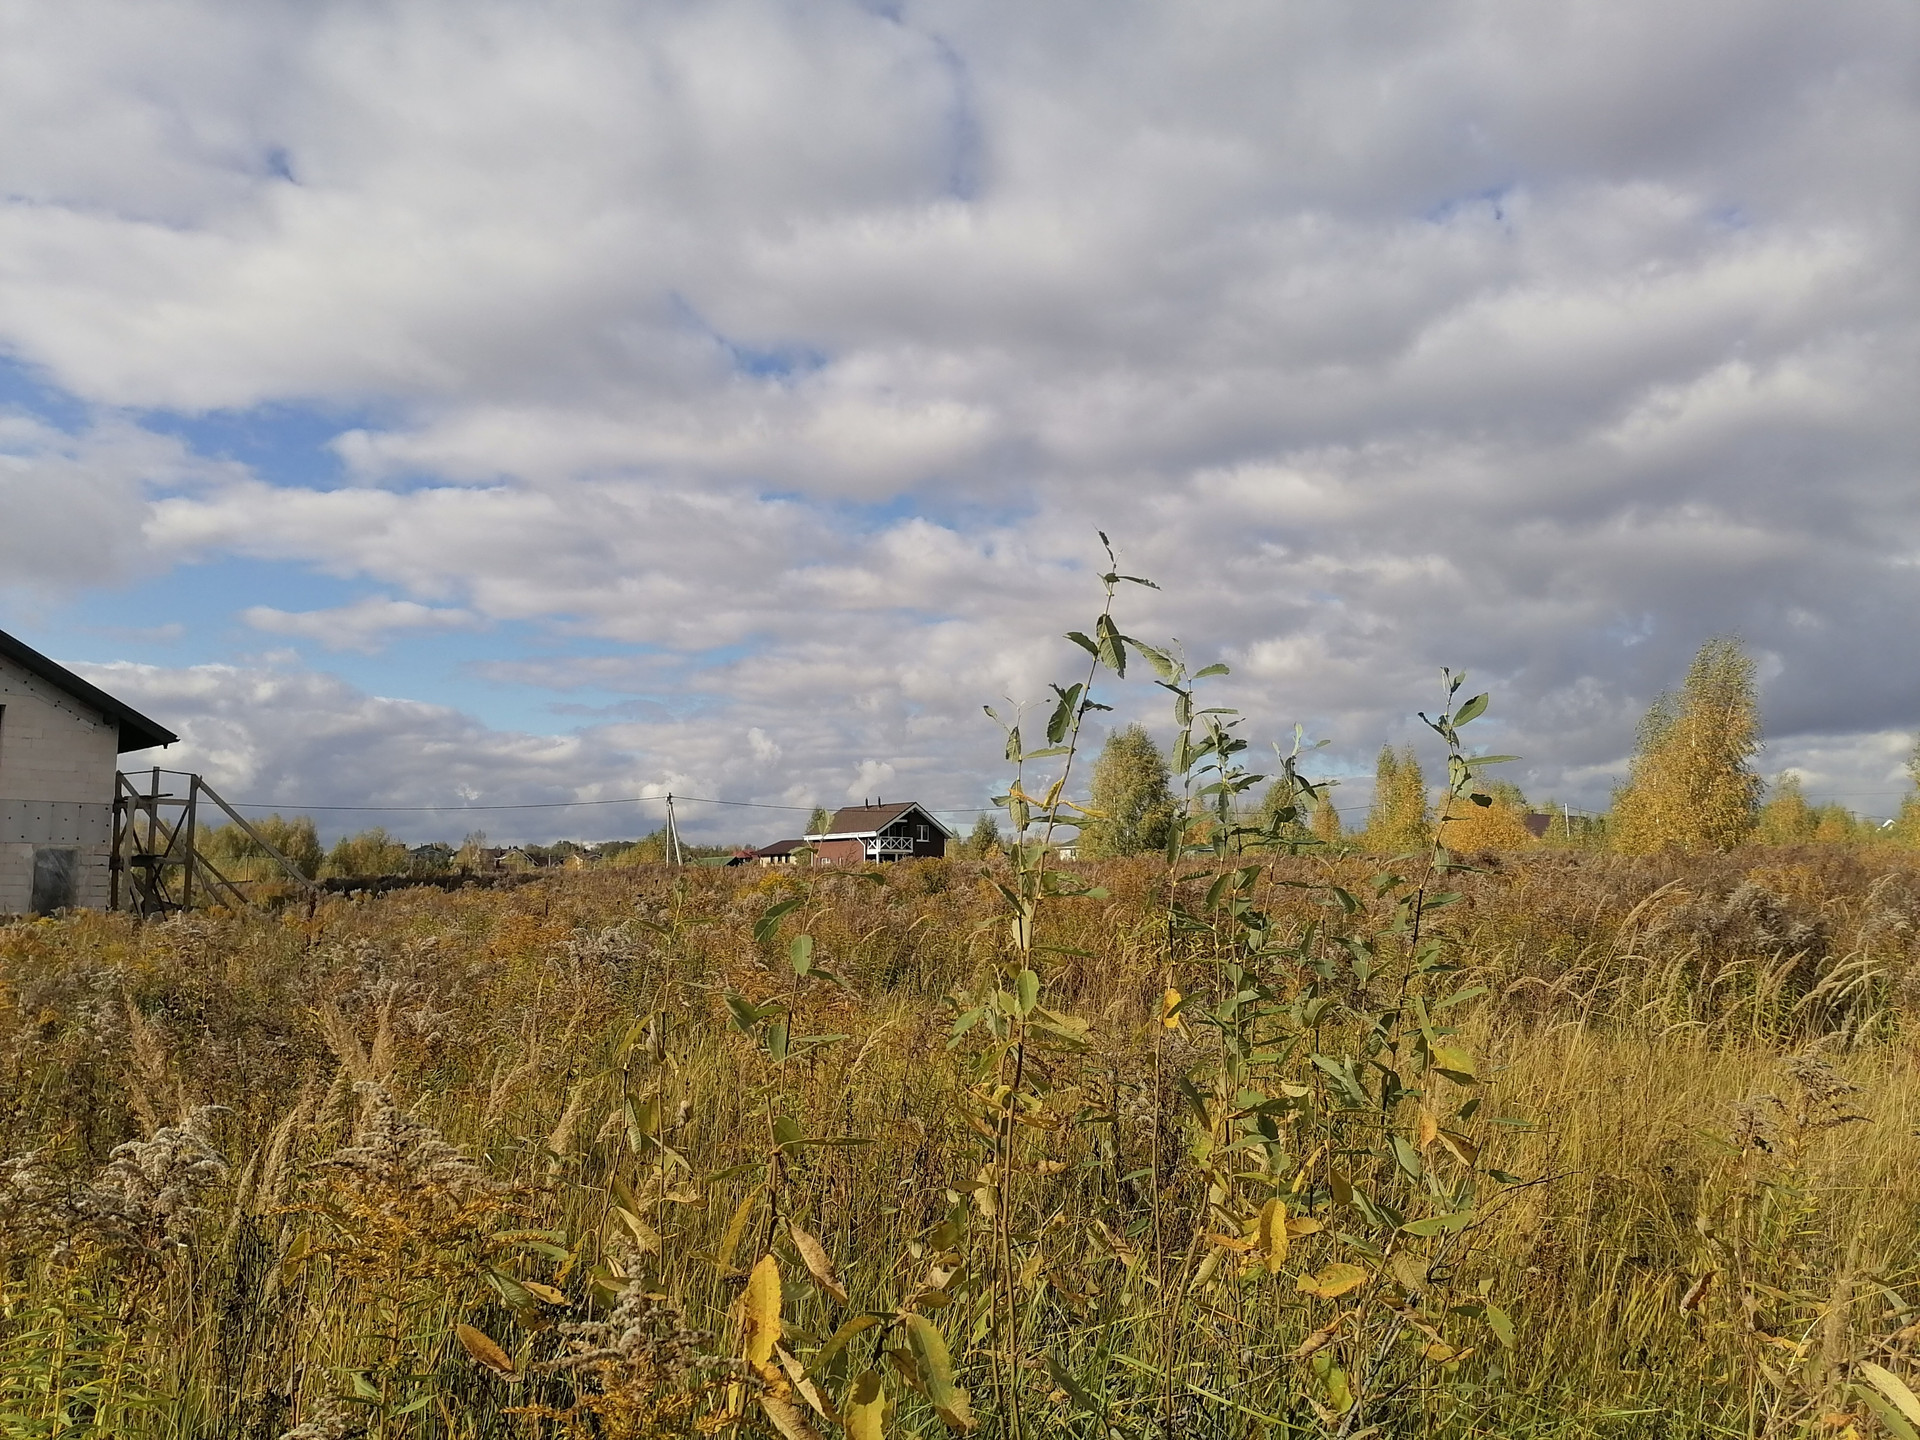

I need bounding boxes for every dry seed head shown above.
[320,1084,503,1203]
[275,1395,356,1440]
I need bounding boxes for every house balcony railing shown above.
[865,833,916,857]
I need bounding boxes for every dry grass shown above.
[2,847,1918,1438]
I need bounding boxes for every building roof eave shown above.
[0,629,178,753]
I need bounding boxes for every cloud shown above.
[2,0,1917,821]
[241,596,482,652]
[0,411,225,595]
[69,655,982,846]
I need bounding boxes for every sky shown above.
[2,0,1916,845]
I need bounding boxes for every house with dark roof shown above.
[0,629,176,914]
[750,838,810,866]
[805,800,954,865]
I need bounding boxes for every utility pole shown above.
[665,793,684,867]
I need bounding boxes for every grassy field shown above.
[2,845,1919,1439]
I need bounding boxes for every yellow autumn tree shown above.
[1891,738,1920,848]
[1610,637,1764,855]
[1362,745,1430,854]
[1438,779,1538,854]
[1811,804,1863,844]
[1310,788,1344,848]
[1755,773,1817,845]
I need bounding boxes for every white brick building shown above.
[0,631,176,915]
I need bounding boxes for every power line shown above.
[221,792,1004,816]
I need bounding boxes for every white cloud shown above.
[2,0,1917,820]
[241,596,482,652]
[0,411,226,595]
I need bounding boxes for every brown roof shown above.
[756,838,809,857]
[824,802,919,834]
[810,801,955,839]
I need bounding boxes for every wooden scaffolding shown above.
[110,767,317,917]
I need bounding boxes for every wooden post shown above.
[181,775,198,912]
[194,776,319,895]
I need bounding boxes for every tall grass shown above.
[2,844,1917,1438]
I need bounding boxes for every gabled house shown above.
[805,800,954,865]
[751,838,810,866]
[1,629,176,915]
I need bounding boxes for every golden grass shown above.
[1,847,1917,1438]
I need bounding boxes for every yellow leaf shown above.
[1327,1165,1353,1207]
[1294,1326,1338,1360]
[759,1392,825,1440]
[613,1205,662,1254]
[1415,1110,1439,1150]
[744,1254,783,1367]
[1285,1216,1323,1238]
[1162,986,1184,1030]
[788,1219,850,1305]
[843,1370,887,1440]
[1435,1129,1479,1167]
[455,1323,519,1380]
[1192,1246,1224,1286]
[278,1231,319,1285]
[715,1189,761,1274]
[1255,1197,1289,1271]
[521,1281,567,1305]
[776,1346,834,1423]
[1295,1262,1368,1300]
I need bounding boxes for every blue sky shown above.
[2,0,1917,843]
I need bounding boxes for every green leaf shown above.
[789,934,814,976]
[1065,630,1098,656]
[1094,613,1127,676]
[1015,968,1040,1014]
[1400,1208,1476,1237]
[1860,1392,1920,1440]
[753,898,804,946]
[725,993,767,1033]
[1127,638,1176,679]
[1861,1364,1920,1432]
[1452,693,1488,726]
[1389,1134,1423,1180]
[1046,685,1079,744]
[1194,662,1230,679]
[899,1313,974,1432]
[1485,1302,1516,1349]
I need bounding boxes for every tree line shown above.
[198,636,1920,876]
[1055,636,1920,858]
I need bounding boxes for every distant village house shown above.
[805,801,953,865]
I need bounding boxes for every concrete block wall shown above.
[0,654,120,914]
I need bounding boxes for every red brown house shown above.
[805,801,954,865]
